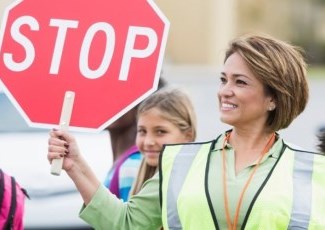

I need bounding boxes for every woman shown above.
[48,34,325,229]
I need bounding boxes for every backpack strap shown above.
[4,176,17,230]
[0,169,4,211]
[109,145,139,196]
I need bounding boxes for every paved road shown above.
[163,65,325,152]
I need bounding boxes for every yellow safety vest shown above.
[159,141,325,230]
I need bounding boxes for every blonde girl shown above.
[129,88,197,196]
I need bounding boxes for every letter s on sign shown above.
[3,16,39,72]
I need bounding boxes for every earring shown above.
[269,105,275,111]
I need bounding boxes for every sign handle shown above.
[51,91,75,176]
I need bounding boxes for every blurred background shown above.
[158,0,325,67]
[0,0,324,228]
[2,0,325,67]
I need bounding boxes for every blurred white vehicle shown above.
[0,91,112,229]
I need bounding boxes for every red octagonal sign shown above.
[0,0,169,132]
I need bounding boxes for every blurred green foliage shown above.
[307,65,325,79]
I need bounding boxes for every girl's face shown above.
[136,108,192,166]
[218,52,275,130]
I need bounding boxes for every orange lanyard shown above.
[222,132,275,230]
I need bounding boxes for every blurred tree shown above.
[290,0,325,64]
[237,0,325,65]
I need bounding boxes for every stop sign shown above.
[0,0,169,132]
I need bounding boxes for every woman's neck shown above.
[229,128,274,173]
[229,128,273,149]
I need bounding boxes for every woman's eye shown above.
[236,79,247,85]
[219,76,227,84]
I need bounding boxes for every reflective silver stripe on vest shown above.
[288,151,314,229]
[167,144,202,229]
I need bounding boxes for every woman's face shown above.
[136,108,191,166]
[218,52,275,130]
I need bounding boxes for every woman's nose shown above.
[218,82,234,97]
